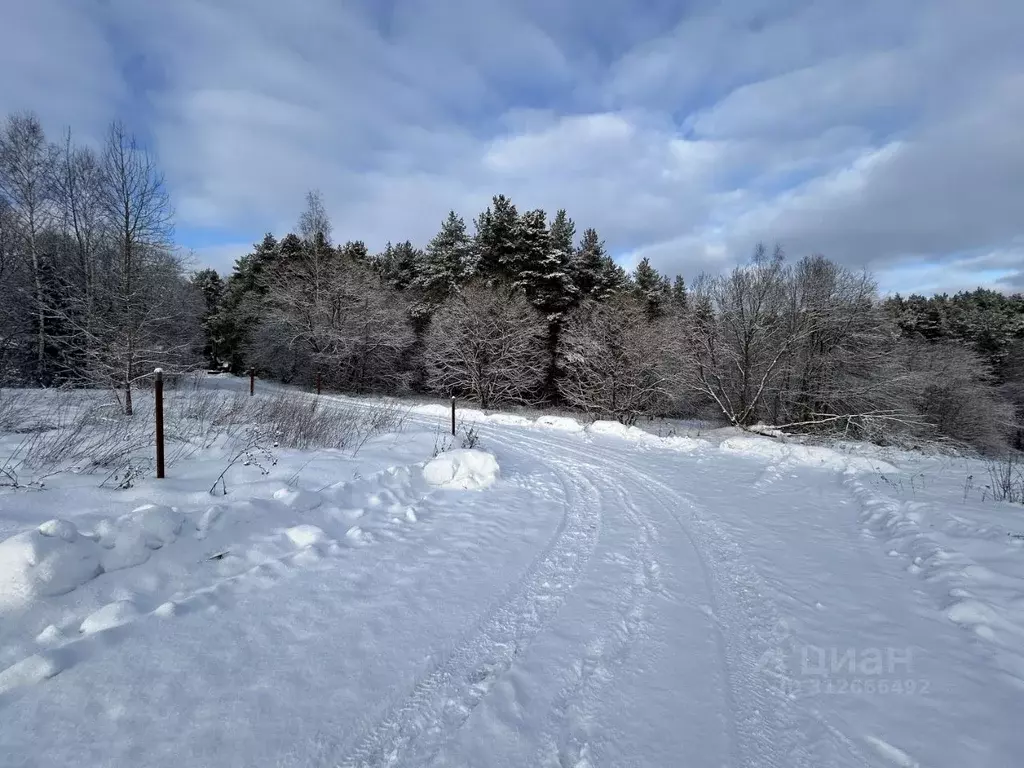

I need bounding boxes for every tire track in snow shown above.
[330,402,872,765]
[486,428,729,767]
[337,434,603,768]
[530,471,659,768]
[515,430,873,768]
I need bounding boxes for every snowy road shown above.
[2,405,1023,767]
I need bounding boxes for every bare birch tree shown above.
[54,130,105,323]
[0,113,57,381]
[424,284,547,408]
[84,121,179,414]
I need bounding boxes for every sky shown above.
[1,0,1022,295]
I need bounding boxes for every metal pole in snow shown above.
[451,396,456,437]
[249,369,255,396]
[154,368,165,479]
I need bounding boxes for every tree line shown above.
[0,112,196,414]
[2,111,1022,451]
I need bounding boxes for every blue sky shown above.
[2,0,1022,294]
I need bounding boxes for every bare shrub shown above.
[681,248,920,439]
[210,426,278,496]
[245,395,406,453]
[253,244,413,393]
[460,424,481,449]
[0,389,30,431]
[0,385,408,488]
[985,453,1024,503]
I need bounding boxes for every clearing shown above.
[1,381,1022,767]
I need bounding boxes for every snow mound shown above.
[80,599,141,634]
[125,504,185,549]
[423,449,500,490]
[588,420,651,441]
[534,415,585,433]
[719,436,898,474]
[100,527,151,572]
[486,413,533,427]
[37,519,79,542]
[284,524,329,548]
[0,522,102,606]
[662,436,705,453]
[586,420,706,454]
[195,505,226,538]
[0,652,64,695]
[273,488,322,512]
[94,504,190,573]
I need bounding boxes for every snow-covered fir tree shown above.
[632,257,671,318]
[474,194,520,281]
[377,240,424,291]
[417,210,475,304]
[671,275,688,313]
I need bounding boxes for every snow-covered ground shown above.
[1,380,1023,767]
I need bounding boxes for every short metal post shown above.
[451,396,456,437]
[154,368,165,479]
[249,369,255,396]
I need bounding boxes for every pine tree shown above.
[215,234,280,372]
[192,268,225,368]
[511,209,559,310]
[505,209,582,402]
[632,257,671,319]
[279,232,304,261]
[378,240,424,291]
[510,208,548,285]
[338,240,369,263]
[572,228,625,302]
[544,209,578,316]
[671,275,688,313]
[599,257,630,299]
[474,194,520,281]
[417,211,475,304]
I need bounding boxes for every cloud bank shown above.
[2,0,1022,293]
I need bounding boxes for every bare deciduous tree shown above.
[0,198,32,382]
[424,284,547,408]
[682,244,805,426]
[297,189,332,250]
[0,113,57,379]
[680,248,926,439]
[254,249,413,392]
[54,129,105,321]
[559,298,676,423]
[903,341,1016,452]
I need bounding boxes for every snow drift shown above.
[422,450,500,490]
[0,520,102,606]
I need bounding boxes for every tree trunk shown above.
[28,228,45,381]
[124,371,133,416]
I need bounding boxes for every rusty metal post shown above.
[154,368,165,479]
[249,369,255,396]
[451,396,456,437]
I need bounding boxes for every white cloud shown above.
[2,0,1022,294]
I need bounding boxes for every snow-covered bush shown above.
[424,284,547,409]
